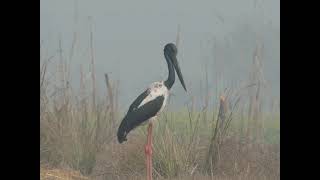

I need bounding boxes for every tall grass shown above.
[40,33,279,179]
[40,38,119,175]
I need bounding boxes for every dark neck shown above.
[164,53,175,90]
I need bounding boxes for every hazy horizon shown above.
[40,0,279,111]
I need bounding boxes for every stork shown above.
[117,43,187,180]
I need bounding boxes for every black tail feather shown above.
[117,117,128,143]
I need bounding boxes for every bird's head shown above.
[164,43,187,92]
[164,43,178,56]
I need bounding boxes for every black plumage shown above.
[117,89,165,143]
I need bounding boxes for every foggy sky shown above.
[40,0,279,110]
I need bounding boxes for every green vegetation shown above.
[40,35,279,179]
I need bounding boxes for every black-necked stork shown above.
[117,43,187,180]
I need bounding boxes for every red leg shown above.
[148,123,153,180]
[145,145,150,180]
[145,122,153,180]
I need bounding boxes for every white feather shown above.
[138,81,169,114]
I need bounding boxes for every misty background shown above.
[40,0,279,111]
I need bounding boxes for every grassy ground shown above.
[40,104,279,180]
[40,37,279,179]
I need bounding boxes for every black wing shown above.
[117,93,164,143]
[128,89,150,112]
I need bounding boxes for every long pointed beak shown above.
[171,55,187,92]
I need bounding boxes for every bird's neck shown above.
[164,53,175,90]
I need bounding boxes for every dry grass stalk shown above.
[104,73,115,129]
[247,43,265,144]
[89,19,96,109]
[205,94,228,173]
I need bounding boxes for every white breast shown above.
[138,81,169,113]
